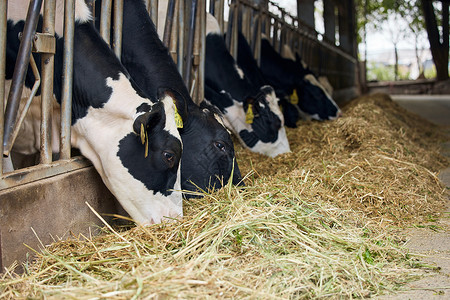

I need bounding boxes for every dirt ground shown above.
[378,95,450,299]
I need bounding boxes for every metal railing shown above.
[210,0,357,91]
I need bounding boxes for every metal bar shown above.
[113,0,123,59]
[177,0,184,74]
[0,0,7,173]
[225,2,234,50]
[100,0,112,46]
[0,156,92,190]
[60,0,75,160]
[149,0,158,31]
[6,55,41,159]
[3,0,43,157]
[230,1,239,59]
[198,0,206,104]
[163,0,176,48]
[40,0,56,164]
[169,0,179,63]
[192,0,202,102]
[183,0,198,87]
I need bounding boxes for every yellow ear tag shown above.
[290,89,299,105]
[140,123,146,144]
[144,133,149,158]
[245,104,254,124]
[173,101,183,128]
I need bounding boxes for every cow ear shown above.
[133,108,163,136]
[157,87,188,123]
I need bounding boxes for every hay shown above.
[236,93,448,224]
[1,94,448,299]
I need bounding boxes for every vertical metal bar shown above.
[198,0,206,104]
[40,0,56,164]
[100,0,112,46]
[230,1,239,59]
[3,0,43,157]
[177,0,184,74]
[60,0,75,160]
[225,2,234,50]
[192,0,202,101]
[183,0,198,87]
[0,0,7,173]
[209,0,215,15]
[149,0,158,31]
[253,10,262,67]
[219,0,224,33]
[169,0,179,63]
[113,0,123,59]
[163,0,176,47]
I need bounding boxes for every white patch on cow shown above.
[263,86,284,126]
[250,126,290,158]
[222,97,290,158]
[206,13,221,35]
[281,44,296,61]
[304,74,341,118]
[159,95,182,144]
[8,0,92,37]
[234,63,245,79]
[318,76,334,96]
[156,0,168,40]
[70,73,182,225]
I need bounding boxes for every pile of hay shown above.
[236,93,448,224]
[1,94,448,299]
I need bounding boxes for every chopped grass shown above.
[0,93,448,299]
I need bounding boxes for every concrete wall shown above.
[0,166,118,272]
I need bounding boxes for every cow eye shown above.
[214,141,226,152]
[162,150,175,166]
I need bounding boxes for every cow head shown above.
[180,100,242,196]
[292,53,342,121]
[213,86,290,158]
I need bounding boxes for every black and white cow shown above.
[235,31,300,128]
[98,0,242,195]
[260,37,342,121]
[205,14,290,158]
[6,0,184,225]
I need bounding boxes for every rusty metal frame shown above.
[3,0,43,158]
[0,0,8,174]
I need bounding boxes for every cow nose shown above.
[337,111,343,118]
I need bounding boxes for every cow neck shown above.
[69,21,149,123]
[120,0,191,106]
[236,32,267,88]
[205,34,258,103]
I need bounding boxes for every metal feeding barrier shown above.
[211,0,357,91]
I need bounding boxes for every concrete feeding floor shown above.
[378,95,450,299]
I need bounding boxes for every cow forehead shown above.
[159,95,182,142]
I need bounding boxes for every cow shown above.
[260,37,342,121]
[6,0,185,225]
[205,14,290,158]
[235,31,300,128]
[96,0,242,195]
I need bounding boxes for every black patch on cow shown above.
[136,103,152,114]
[297,79,338,120]
[117,103,182,194]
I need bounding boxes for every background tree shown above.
[420,0,449,80]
